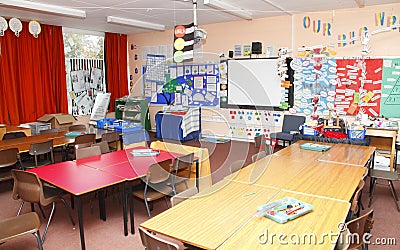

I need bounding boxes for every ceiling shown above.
[0,0,398,34]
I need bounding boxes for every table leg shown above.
[98,190,106,221]
[77,196,86,250]
[122,182,128,236]
[70,194,74,209]
[195,161,199,189]
[129,182,134,234]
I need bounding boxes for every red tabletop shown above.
[97,162,144,180]
[75,150,129,168]
[28,161,125,195]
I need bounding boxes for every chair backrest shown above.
[40,128,59,134]
[74,133,96,144]
[0,212,41,245]
[139,227,179,250]
[68,124,86,132]
[147,159,173,184]
[11,169,43,203]
[254,134,266,149]
[0,148,19,168]
[101,132,119,143]
[170,187,198,207]
[252,150,268,163]
[29,139,53,156]
[173,153,195,173]
[350,179,365,214]
[229,160,246,174]
[74,142,93,150]
[2,132,26,140]
[281,115,306,133]
[92,141,110,154]
[344,209,374,249]
[76,145,101,160]
[122,130,150,148]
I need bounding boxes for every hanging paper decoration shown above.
[9,17,22,37]
[29,20,41,38]
[0,16,8,36]
[173,23,194,63]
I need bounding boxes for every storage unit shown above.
[26,122,52,135]
[122,97,150,130]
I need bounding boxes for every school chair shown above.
[269,115,305,147]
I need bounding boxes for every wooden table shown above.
[274,140,332,162]
[0,124,31,138]
[318,143,376,167]
[366,127,397,171]
[224,155,310,189]
[218,191,350,249]
[282,160,367,201]
[140,181,280,250]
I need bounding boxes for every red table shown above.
[29,161,126,250]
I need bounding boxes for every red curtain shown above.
[105,32,128,112]
[0,21,68,125]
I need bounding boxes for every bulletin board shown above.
[143,55,220,107]
[381,58,400,118]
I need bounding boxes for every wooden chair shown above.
[92,141,110,154]
[336,210,374,250]
[347,179,365,221]
[75,145,101,160]
[229,160,246,174]
[132,159,174,217]
[139,227,185,250]
[2,132,26,140]
[101,132,120,151]
[22,139,54,169]
[170,153,194,194]
[67,133,96,160]
[68,124,86,132]
[40,128,59,134]
[11,170,75,243]
[170,187,198,207]
[0,212,43,250]
[0,148,20,183]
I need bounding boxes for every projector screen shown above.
[227,58,282,108]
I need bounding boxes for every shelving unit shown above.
[122,97,150,130]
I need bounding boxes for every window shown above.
[63,29,105,116]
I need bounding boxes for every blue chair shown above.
[122,130,150,149]
[269,115,305,147]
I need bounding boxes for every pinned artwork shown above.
[0,16,8,36]
[9,17,22,37]
[28,20,41,38]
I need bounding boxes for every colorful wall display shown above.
[381,58,400,118]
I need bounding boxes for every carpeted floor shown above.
[0,134,399,249]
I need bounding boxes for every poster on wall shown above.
[335,59,382,117]
[293,58,336,116]
[381,58,400,118]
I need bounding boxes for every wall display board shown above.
[224,58,292,110]
[335,59,382,117]
[381,58,400,118]
[143,54,220,107]
[66,58,105,116]
[292,58,337,116]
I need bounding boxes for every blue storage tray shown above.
[96,118,117,129]
[257,197,313,224]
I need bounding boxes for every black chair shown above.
[2,132,27,140]
[269,115,306,147]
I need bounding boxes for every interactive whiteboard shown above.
[227,58,282,108]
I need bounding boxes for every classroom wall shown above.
[127,3,400,135]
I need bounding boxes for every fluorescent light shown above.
[204,0,252,20]
[107,16,165,31]
[0,0,86,18]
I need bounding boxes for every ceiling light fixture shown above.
[354,0,365,8]
[107,16,165,31]
[204,0,252,20]
[0,0,86,18]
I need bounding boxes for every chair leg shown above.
[144,199,152,218]
[368,178,377,207]
[388,181,400,212]
[42,202,56,243]
[38,204,46,219]
[164,196,170,209]
[17,200,25,216]
[33,231,43,250]
[60,197,76,226]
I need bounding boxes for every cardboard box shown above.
[37,114,76,129]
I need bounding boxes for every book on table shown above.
[130,149,160,157]
[300,143,331,152]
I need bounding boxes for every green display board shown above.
[381,58,400,118]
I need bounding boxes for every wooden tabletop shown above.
[317,143,375,166]
[140,181,280,250]
[282,161,366,201]
[218,191,350,250]
[224,155,309,189]
[274,140,333,162]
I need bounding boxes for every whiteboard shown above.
[227,58,282,108]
